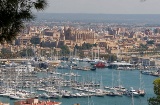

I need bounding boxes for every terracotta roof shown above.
[15,99,61,105]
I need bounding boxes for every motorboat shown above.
[126,87,139,97]
[94,62,106,68]
[107,61,133,69]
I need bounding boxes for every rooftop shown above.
[14,98,61,105]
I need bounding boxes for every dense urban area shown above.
[1,14,160,105]
[2,15,160,66]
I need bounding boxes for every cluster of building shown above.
[1,21,160,64]
[0,98,61,105]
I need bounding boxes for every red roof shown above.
[14,99,61,105]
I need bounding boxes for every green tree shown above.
[93,43,97,47]
[60,45,70,56]
[147,40,155,45]
[30,37,41,45]
[20,48,34,57]
[81,43,92,50]
[79,51,85,58]
[139,43,148,50]
[108,54,117,62]
[148,78,160,105]
[1,48,12,55]
[0,48,12,58]
[0,0,47,43]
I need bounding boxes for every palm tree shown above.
[0,0,48,43]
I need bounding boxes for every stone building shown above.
[63,27,97,46]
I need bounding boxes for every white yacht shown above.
[126,87,139,97]
[15,61,35,72]
[4,61,35,73]
[107,61,133,70]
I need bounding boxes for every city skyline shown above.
[40,0,160,14]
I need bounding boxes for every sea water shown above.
[0,62,156,105]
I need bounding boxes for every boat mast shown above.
[112,71,114,88]
[131,90,135,105]
[98,46,100,60]
[91,48,93,60]
[94,48,96,60]
[118,70,121,89]
[117,45,119,61]
[51,47,53,61]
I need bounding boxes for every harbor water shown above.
[0,62,156,105]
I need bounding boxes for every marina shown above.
[1,1,160,104]
[0,60,157,105]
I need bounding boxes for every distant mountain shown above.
[35,13,160,24]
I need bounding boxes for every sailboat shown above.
[71,48,79,61]
[131,88,135,105]
[107,71,123,96]
[137,71,145,96]
[95,76,105,97]
[112,70,127,93]
[46,48,61,67]
[40,92,51,98]
[9,76,27,100]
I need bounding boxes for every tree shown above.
[75,43,95,50]
[60,45,70,56]
[108,54,117,62]
[20,48,34,57]
[0,0,47,43]
[81,43,92,50]
[1,48,12,55]
[0,48,12,58]
[139,43,148,50]
[148,78,160,105]
[147,40,155,45]
[30,37,41,45]
[79,50,85,58]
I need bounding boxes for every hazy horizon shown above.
[41,0,160,14]
[39,12,160,15]
[34,13,160,24]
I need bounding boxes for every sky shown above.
[41,0,160,14]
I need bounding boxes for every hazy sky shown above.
[41,0,160,14]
